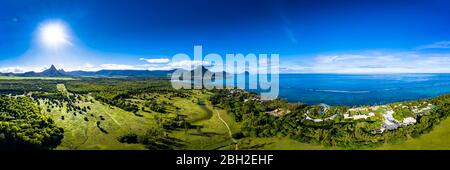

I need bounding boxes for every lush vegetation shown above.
[376,113,450,150]
[0,96,63,149]
[210,89,450,149]
[65,78,188,113]
[0,79,61,95]
[0,77,237,150]
[1,77,450,150]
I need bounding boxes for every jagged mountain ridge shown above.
[0,65,234,78]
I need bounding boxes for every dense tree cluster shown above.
[153,115,194,131]
[0,80,60,95]
[144,100,167,113]
[0,96,63,149]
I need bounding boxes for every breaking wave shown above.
[314,89,370,94]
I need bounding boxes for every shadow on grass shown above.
[189,132,225,137]
[144,137,186,150]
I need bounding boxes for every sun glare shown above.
[39,21,70,48]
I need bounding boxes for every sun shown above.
[39,21,71,48]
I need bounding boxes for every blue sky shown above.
[0,0,450,73]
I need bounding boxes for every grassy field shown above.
[37,83,148,149]
[23,81,450,150]
[165,91,241,150]
[37,84,241,150]
[0,76,74,80]
[41,96,155,150]
[40,87,450,150]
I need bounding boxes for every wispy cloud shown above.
[98,64,141,70]
[417,41,450,50]
[0,66,46,73]
[17,59,214,73]
[168,60,201,68]
[3,41,450,74]
[139,58,170,64]
[283,27,298,44]
[284,51,450,73]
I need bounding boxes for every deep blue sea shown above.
[237,74,450,106]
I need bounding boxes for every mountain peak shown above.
[48,64,57,71]
[40,64,66,77]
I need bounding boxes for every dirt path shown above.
[215,110,238,150]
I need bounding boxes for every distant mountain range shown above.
[63,69,175,77]
[20,65,67,77]
[0,64,234,78]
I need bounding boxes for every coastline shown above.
[211,88,450,149]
